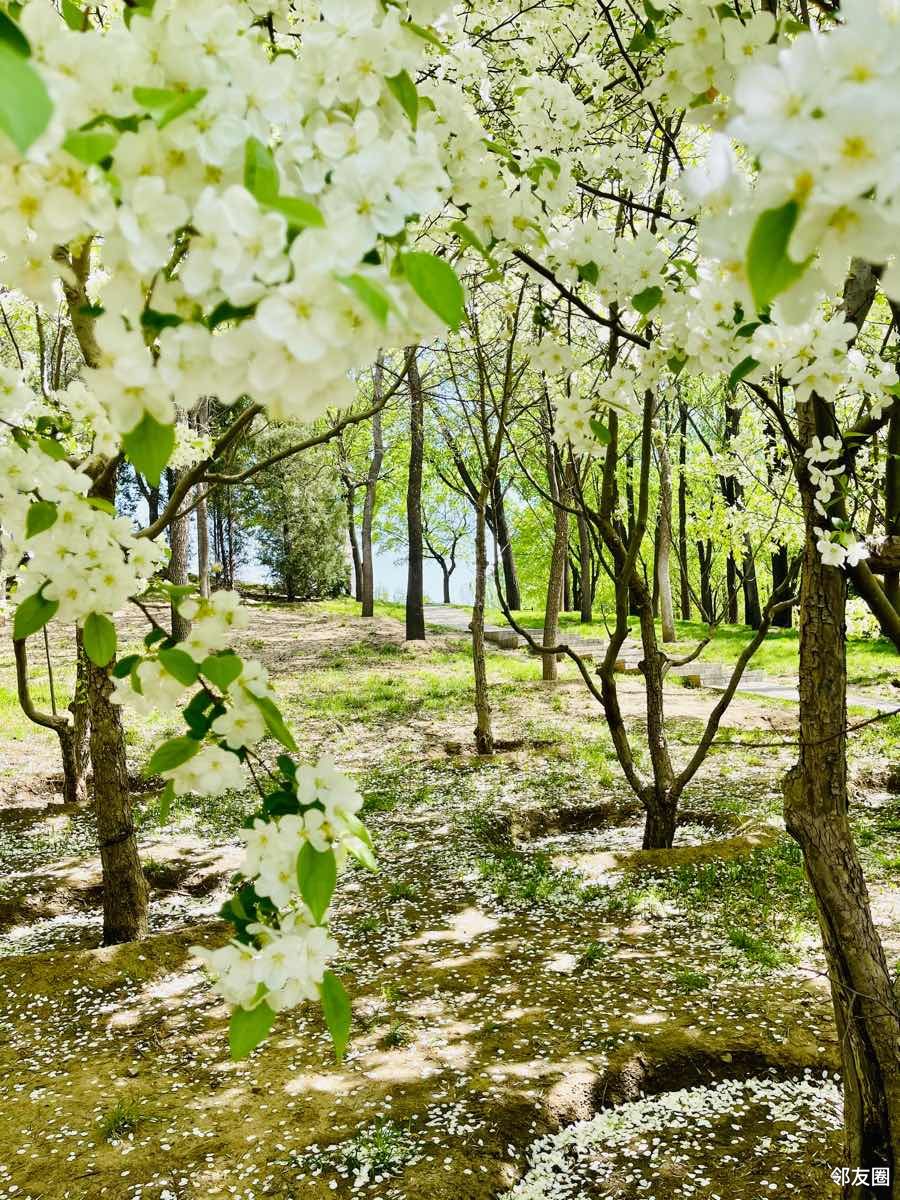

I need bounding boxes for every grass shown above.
[576,940,612,970]
[476,849,595,908]
[639,837,817,967]
[672,967,711,992]
[319,596,898,690]
[339,1119,418,1182]
[97,1099,142,1141]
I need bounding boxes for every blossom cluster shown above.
[109,589,374,1043]
[4,0,452,442]
[195,753,372,1024]
[0,366,167,626]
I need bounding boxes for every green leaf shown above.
[158,647,199,686]
[124,0,156,27]
[229,1001,276,1061]
[146,735,201,777]
[400,252,466,331]
[404,20,445,50]
[728,355,759,391]
[385,69,418,129]
[63,128,117,165]
[449,219,493,264]
[667,354,686,378]
[122,411,175,488]
[631,286,663,315]
[589,417,612,445]
[61,0,86,31]
[244,136,279,202]
[206,300,257,330]
[627,19,656,52]
[577,261,599,285]
[736,321,761,339]
[0,45,53,154]
[36,436,67,461]
[746,200,811,312]
[297,843,337,924]
[336,274,392,327]
[13,589,58,641]
[347,836,377,872]
[0,10,30,57]
[113,653,142,679]
[200,652,243,692]
[26,500,58,537]
[159,779,175,823]
[83,612,117,667]
[261,194,324,229]
[247,692,298,752]
[140,307,183,332]
[183,689,215,737]
[320,971,351,1064]
[157,89,206,129]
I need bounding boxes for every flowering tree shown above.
[3,0,900,1189]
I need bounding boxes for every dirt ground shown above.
[0,602,895,1200]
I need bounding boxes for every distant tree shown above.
[237,433,348,601]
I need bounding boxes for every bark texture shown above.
[405,347,426,641]
[86,655,149,944]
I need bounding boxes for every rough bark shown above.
[405,347,426,641]
[166,467,191,641]
[472,498,494,754]
[697,538,715,622]
[493,480,521,611]
[194,399,210,599]
[678,403,691,621]
[542,428,569,682]
[742,538,762,629]
[771,544,792,628]
[86,655,149,944]
[195,493,210,599]
[883,406,900,621]
[784,393,900,1200]
[655,436,676,642]
[361,366,384,618]
[345,483,363,599]
[577,506,593,622]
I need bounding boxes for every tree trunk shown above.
[726,555,739,623]
[784,403,900,1200]
[577,508,592,622]
[655,437,676,642]
[771,545,792,628]
[226,500,235,590]
[282,517,295,601]
[166,467,191,640]
[361,375,384,618]
[86,656,149,944]
[492,479,521,611]
[69,629,90,801]
[194,399,210,599]
[742,539,762,629]
[883,406,900,621]
[678,403,691,621]
[405,347,426,640]
[697,539,714,622]
[472,498,494,754]
[441,563,452,604]
[345,484,363,599]
[542,435,568,682]
[196,492,210,599]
